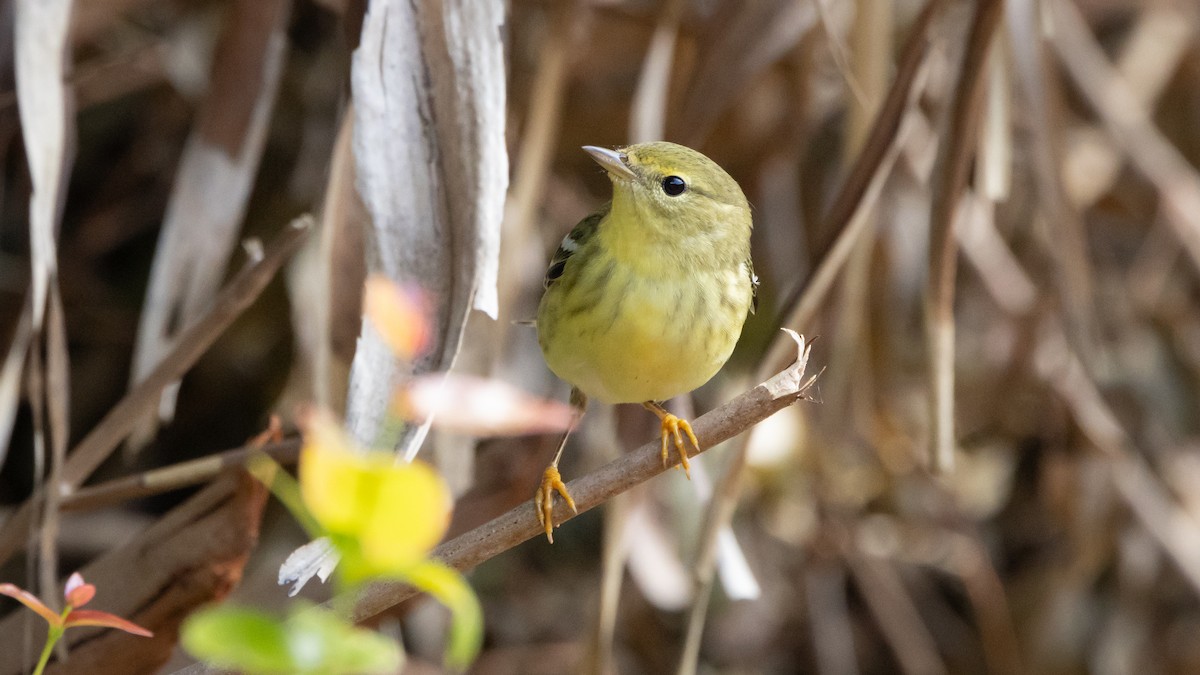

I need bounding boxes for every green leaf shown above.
[403,561,483,671]
[182,604,402,675]
[182,607,295,674]
[287,608,403,674]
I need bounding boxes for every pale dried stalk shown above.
[59,438,301,513]
[678,0,817,146]
[14,0,73,331]
[0,297,32,470]
[925,0,1003,473]
[1058,4,1196,211]
[676,432,751,675]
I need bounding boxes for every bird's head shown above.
[583,142,751,241]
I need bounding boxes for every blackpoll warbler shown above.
[534,142,756,542]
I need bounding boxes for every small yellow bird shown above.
[535,142,756,542]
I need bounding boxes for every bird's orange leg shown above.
[534,388,587,543]
[642,401,697,479]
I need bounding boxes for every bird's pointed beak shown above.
[583,145,637,181]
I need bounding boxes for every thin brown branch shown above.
[37,286,71,628]
[59,438,302,513]
[0,216,312,567]
[764,0,946,377]
[351,336,821,623]
[925,0,1004,473]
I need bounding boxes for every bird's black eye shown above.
[661,175,687,196]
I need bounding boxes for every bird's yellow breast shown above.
[537,247,752,404]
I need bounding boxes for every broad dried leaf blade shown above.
[346,0,507,455]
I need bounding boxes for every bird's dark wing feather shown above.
[544,202,609,289]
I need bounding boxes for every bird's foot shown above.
[534,465,576,543]
[644,403,698,479]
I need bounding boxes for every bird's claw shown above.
[534,465,577,543]
[658,413,698,479]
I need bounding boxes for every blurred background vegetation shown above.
[3,0,1200,673]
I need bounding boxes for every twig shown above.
[351,335,822,623]
[812,0,869,113]
[0,216,312,567]
[924,0,1003,473]
[674,321,814,674]
[59,438,302,513]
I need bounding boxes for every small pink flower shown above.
[0,572,152,637]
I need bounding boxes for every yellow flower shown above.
[299,413,451,576]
